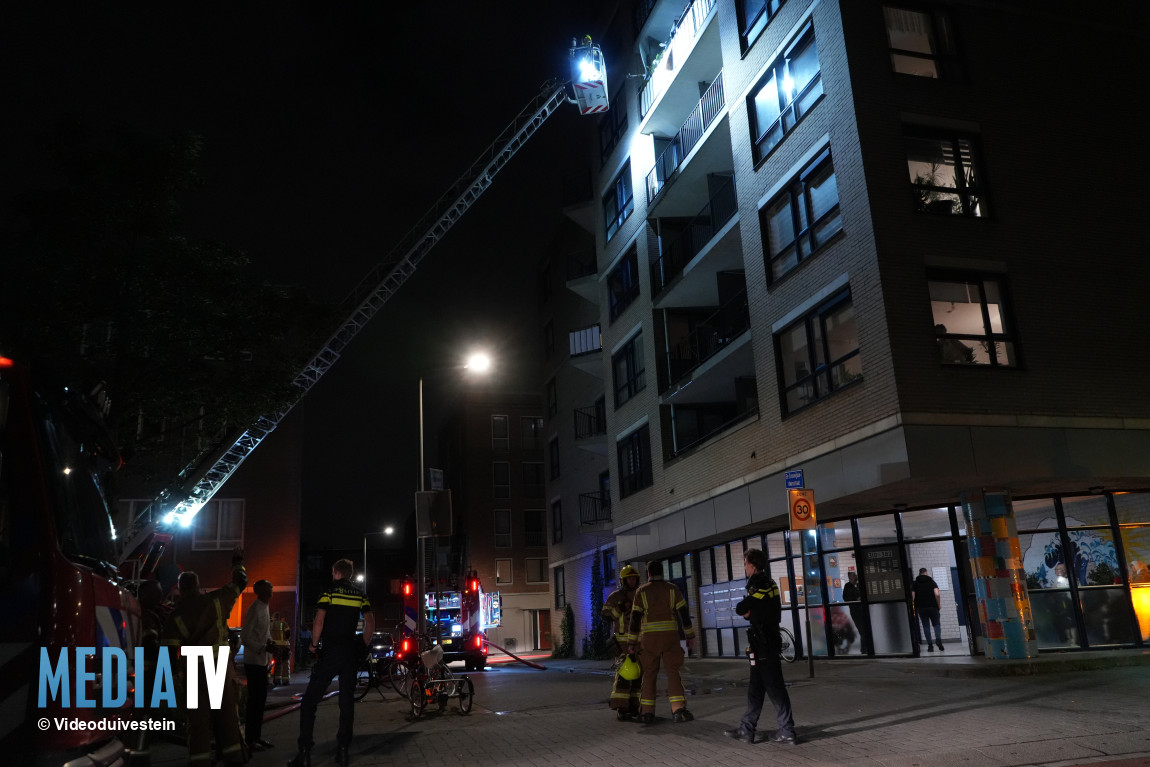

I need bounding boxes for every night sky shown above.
[3,2,607,552]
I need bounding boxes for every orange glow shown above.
[0,357,13,368]
[469,579,478,593]
[403,582,412,596]
[1133,586,1150,642]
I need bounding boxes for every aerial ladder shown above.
[118,39,609,569]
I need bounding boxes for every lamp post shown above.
[416,352,492,637]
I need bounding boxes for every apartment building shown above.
[544,0,1150,660]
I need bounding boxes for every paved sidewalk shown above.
[146,650,1150,766]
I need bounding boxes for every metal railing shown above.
[664,288,751,387]
[638,0,719,117]
[569,324,602,357]
[650,175,738,297]
[646,71,725,203]
[579,492,612,525]
[573,403,607,439]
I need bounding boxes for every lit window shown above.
[883,6,956,79]
[906,130,987,217]
[603,161,635,241]
[739,0,785,51]
[192,499,244,551]
[929,275,1017,366]
[749,24,823,162]
[496,558,513,585]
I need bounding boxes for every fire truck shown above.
[397,572,501,671]
[0,352,139,766]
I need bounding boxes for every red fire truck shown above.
[398,572,500,671]
[0,352,142,766]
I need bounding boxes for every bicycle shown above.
[398,632,474,717]
[779,626,797,663]
[353,653,389,701]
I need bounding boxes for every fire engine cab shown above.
[400,572,500,671]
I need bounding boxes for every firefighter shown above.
[602,564,642,720]
[270,611,292,685]
[624,560,695,724]
[161,562,248,766]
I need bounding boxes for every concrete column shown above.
[961,489,1039,659]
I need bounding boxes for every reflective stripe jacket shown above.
[735,572,782,650]
[624,577,694,643]
[602,585,637,642]
[162,581,243,651]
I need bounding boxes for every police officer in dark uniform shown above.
[288,558,374,767]
[724,548,798,745]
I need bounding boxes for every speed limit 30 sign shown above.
[788,488,817,530]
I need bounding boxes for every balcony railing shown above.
[646,71,725,203]
[665,288,751,387]
[650,175,738,297]
[569,324,602,357]
[565,248,597,280]
[638,0,719,117]
[573,402,607,439]
[579,491,612,525]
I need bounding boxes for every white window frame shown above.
[191,499,245,551]
[526,557,548,584]
[496,558,514,585]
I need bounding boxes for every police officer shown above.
[602,564,642,720]
[288,558,374,767]
[624,560,695,724]
[724,548,798,745]
[162,562,248,767]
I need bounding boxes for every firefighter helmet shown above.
[619,653,642,681]
[619,564,640,581]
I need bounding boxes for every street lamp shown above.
[362,526,394,592]
[417,351,492,635]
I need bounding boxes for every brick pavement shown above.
[145,651,1150,767]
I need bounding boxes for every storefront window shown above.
[771,559,794,606]
[1013,497,1058,531]
[856,514,898,544]
[1120,526,1150,584]
[789,556,806,606]
[1065,528,1123,587]
[1060,495,1112,527]
[1029,590,1078,649]
[699,547,713,586]
[766,530,787,559]
[1079,588,1134,646]
[900,506,953,538]
[818,519,853,549]
[1114,492,1150,524]
[1020,531,1069,589]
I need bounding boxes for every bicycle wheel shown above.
[353,662,373,701]
[389,659,412,697]
[779,627,797,663]
[409,680,426,718]
[457,676,474,715]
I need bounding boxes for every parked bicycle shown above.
[779,626,797,663]
[394,632,474,717]
[353,653,389,701]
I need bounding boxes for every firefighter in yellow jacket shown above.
[602,564,642,720]
[624,560,695,724]
[162,562,248,766]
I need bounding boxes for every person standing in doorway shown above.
[724,548,798,745]
[242,579,276,752]
[913,568,944,652]
[288,559,373,767]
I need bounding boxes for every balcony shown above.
[646,71,725,205]
[573,400,607,455]
[565,247,598,303]
[637,0,720,130]
[568,323,603,378]
[663,377,758,460]
[579,491,612,526]
[663,288,751,390]
[650,175,738,300]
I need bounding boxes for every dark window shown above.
[607,246,640,323]
[603,548,618,586]
[777,290,862,414]
[524,509,546,547]
[613,333,646,407]
[906,130,987,217]
[929,274,1017,366]
[599,89,628,165]
[494,509,511,547]
[522,463,545,498]
[617,425,653,498]
[555,565,567,608]
[546,377,557,418]
[883,6,956,79]
[549,437,560,480]
[603,161,634,242]
[526,557,548,584]
[491,415,509,451]
[552,499,563,544]
[762,148,842,283]
[493,462,510,499]
[522,416,544,450]
[749,24,823,163]
[543,320,555,359]
[738,0,784,51]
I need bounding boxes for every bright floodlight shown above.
[579,58,599,82]
[465,352,491,373]
[356,574,365,582]
[384,526,394,535]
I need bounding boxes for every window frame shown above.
[776,289,862,415]
[738,0,785,52]
[883,5,958,79]
[524,508,546,548]
[494,509,512,548]
[603,161,635,242]
[602,548,618,587]
[612,333,646,408]
[549,436,561,480]
[551,499,563,544]
[543,320,555,359]
[554,565,567,608]
[905,128,988,217]
[522,416,544,451]
[522,462,545,498]
[525,557,549,585]
[761,147,843,284]
[493,462,511,500]
[192,499,245,551]
[748,23,824,164]
[599,89,628,166]
[607,246,641,323]
[617,425,654,499]
[495,558,514,585]
[546,377,558,418]
[928,272,1019,367]
[491,415,509,451]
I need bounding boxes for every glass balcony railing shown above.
[646,71,725,203]
[638,0,719,118]
[650,175,738,297]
